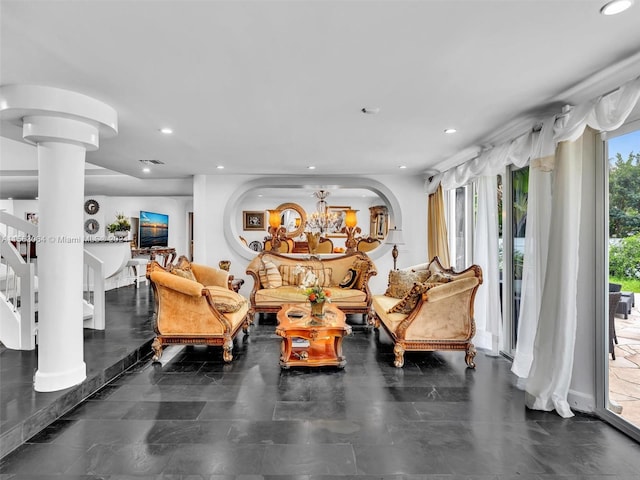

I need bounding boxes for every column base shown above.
[33,362,86,392]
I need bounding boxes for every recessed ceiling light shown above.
[308,166,316,170]
[600,0,634,15]
[361,107,380,114]
[216,165,224,169]
[399,165,407,169]
[142,167,151,173]
[444,128,457,134]
[160,127,173,134]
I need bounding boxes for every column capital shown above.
[0,85,117,150]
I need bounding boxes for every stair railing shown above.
[0,211,38,350]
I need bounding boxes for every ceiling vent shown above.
[139,159,164,165]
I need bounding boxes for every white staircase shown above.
[0,211,105,351]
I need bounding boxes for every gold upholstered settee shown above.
[147,257,251,362]
[370,257,482,368]
[245,251,377,318]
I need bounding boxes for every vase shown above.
[114,230,128,239]
[310,300,325,319]
[306,232,320,254]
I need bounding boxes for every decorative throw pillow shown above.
[258,259,282,288]
[352,258,371,290]
[169,257,198,282]
[308,267,332,287]
[278,265,298,286]
[171,266,198,282]
[385,269,431,298]
[387,282,440,314]
[430,272,454,283]
[339,268,358,289]
[206,286,247,313]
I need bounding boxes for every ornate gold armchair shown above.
[147,257,251,362]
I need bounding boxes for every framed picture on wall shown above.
[327,205,350,237]
[25,212,39,225]
[243,211,265,231]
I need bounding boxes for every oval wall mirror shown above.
[276,202,306,238]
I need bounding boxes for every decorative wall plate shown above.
[84,199,100,215]
[84,219,100,235]
[248,240,263,252]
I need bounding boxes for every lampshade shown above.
[385,227,405,245]
[267,209,282,229]
[344,209,358,228]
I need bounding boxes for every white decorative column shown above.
[0,85,117,392]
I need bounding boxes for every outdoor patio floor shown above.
[610,293,640,426]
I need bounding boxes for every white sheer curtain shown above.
[510,163,552,379]
[473,176,502,355]
[511,118,554,379]
[524,137,583,418]
[425,75,640,417]
[520,77,640,417]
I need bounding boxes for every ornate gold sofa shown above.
[245,251,377,318]
[147,257,251,362]
[370,257,482,368]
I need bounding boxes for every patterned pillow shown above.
[278,265,332,287]
[430,272,454,283]
[171,266,198,282]
[206,286,247,313]
[352,258,372,290]
[309,267,332,287]
[387,282,440,314]
[339,268,358,289]
[384,269,431,298]
[279,265,298,286]
[169,258,198,282]
[258,259,282,288]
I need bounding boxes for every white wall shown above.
[103,196,191,257]
[193,174,427,296]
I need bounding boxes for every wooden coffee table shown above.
[276,303,352,369]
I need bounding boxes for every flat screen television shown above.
[139,210,169,248]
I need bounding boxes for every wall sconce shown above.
[385,226,405,270]
[342,209,361,254]
[267,209,286,250]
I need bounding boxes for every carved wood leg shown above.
[242,314,250,335]
[151,337,163,362]
[369,310,381,329]
[393,343,405,368]
[465,342,477,369]
[222,335,234,363]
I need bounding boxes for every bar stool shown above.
[126,258,149,287]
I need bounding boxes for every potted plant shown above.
[107,212,131,238]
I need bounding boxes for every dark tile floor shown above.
[0,285,156,458]
[2,285,640,478]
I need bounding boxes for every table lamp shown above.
[342,209,361,254]
[267,209,286,250]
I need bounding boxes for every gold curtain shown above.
[427,184,451,268]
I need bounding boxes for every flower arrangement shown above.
[304,285,331,305]
[107,212,131,233]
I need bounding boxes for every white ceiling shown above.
[1,0,640,199]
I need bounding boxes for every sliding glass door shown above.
[598,120,640,442]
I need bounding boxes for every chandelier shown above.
[305,190,342,234]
